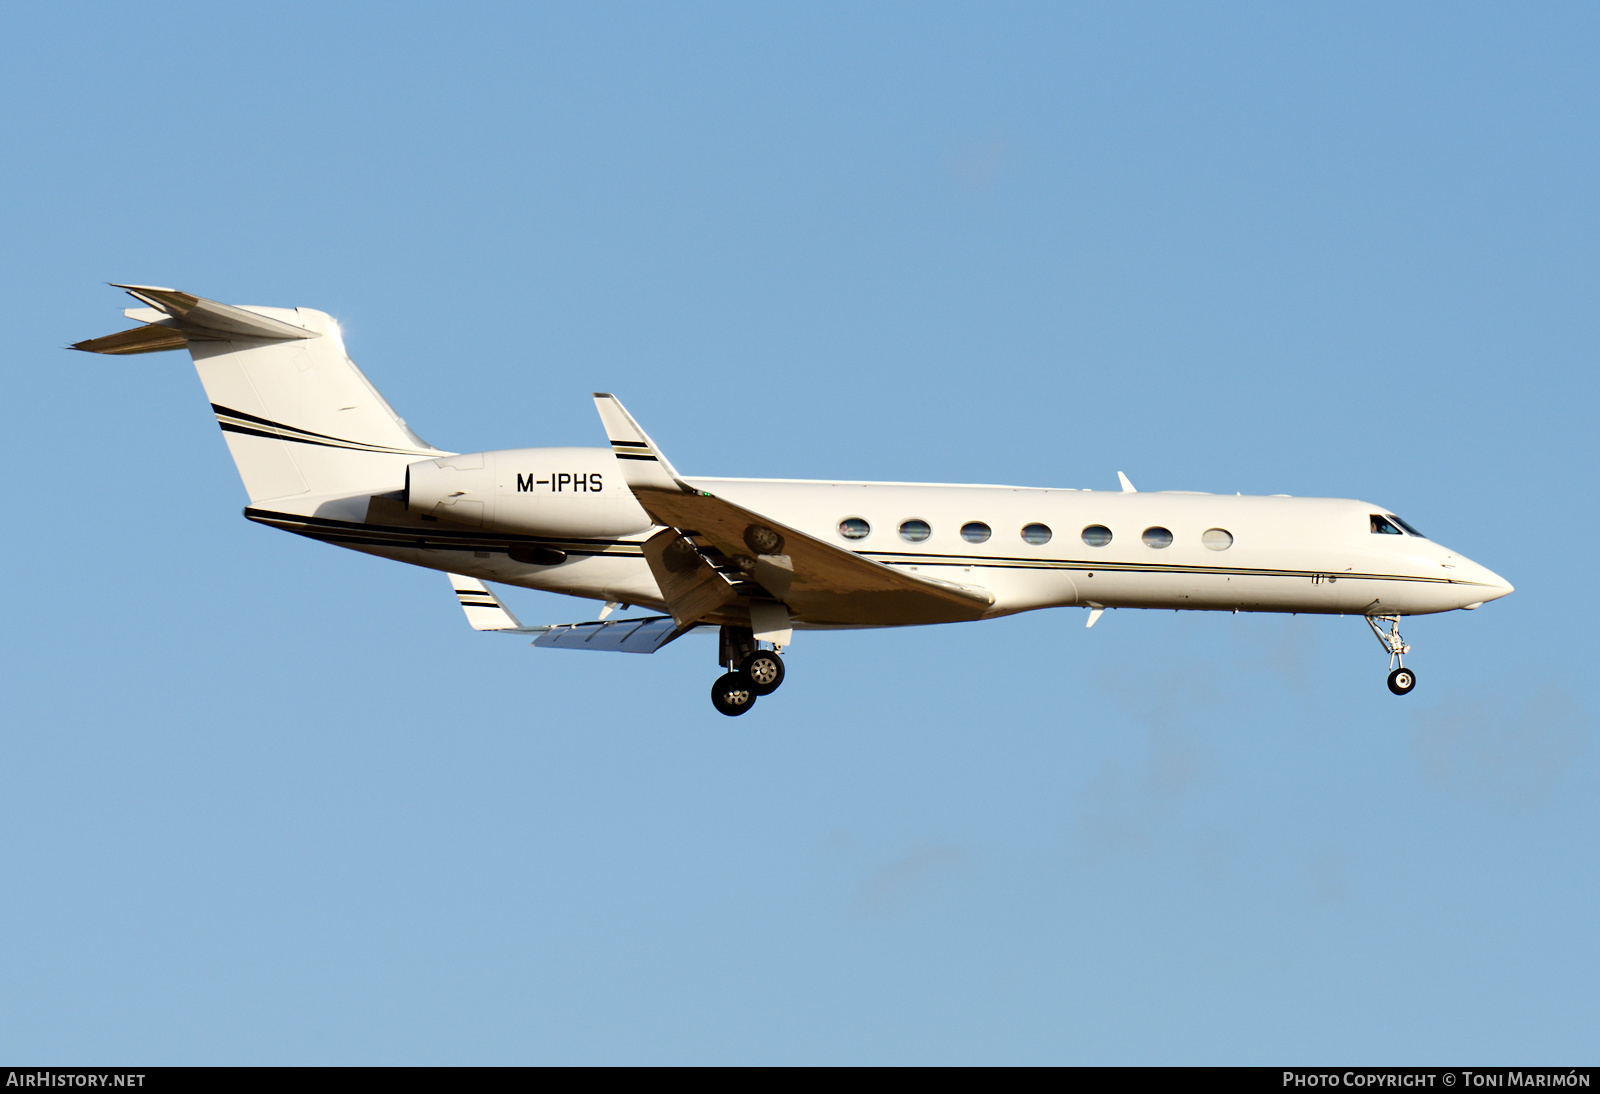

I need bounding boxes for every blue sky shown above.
[1,1,1594,1064]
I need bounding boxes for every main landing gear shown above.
[1366,614,1417,695]
[710,625,786,716]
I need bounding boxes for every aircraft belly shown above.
[328,541,665,608]
[496,553,663,604]
[967,566,1081,613]
[1217,573,1360,613]
[1080,570,1451,615]
[789,591,988,627]
[1079,568,1180,608]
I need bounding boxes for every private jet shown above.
[75,286,1513,715]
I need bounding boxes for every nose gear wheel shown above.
[1387,668,1416,695]
[1367,614,1417,696]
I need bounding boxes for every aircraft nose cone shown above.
[1459,560,1513,606]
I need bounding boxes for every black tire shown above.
[1387,667,1417,695]
[711,672,758,716]
[739,650,786,696]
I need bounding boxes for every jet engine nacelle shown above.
[405,447,654,538]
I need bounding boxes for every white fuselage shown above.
[688,478,1506,619]
[251,458,1512,625]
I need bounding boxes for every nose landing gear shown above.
[710,625,786,716]
[1366,614,1417,695]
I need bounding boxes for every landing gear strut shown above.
[710,625,786,716]
[1366,614,1417,695]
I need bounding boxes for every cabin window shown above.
[1142,526,1173,549]
[899,519,931,542]
[1387,514,1427,538]
[839,517,871,540]
[1081,525,1112,547]
[1021,523,1053,545]
[1202,528,1233,551]
[960,521,991,544]
[1370,515,1403,535]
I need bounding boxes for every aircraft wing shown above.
[446,573,691,652]
[593,394,994,627]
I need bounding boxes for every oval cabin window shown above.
[1142,526,1173,549]
[838,517,871,540]
[960,521,991,544]
[1081,525,1112,547]
[899,519,931,542]
[1021,523,1052,545]
[1202,528,1233,551]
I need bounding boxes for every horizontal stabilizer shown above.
[113,284,317,341]
[531,616,688,654]
[449,574,524,631]
[71,323,189,355]
[73,284,318,354]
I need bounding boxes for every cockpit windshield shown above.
[1371,513,1427,537]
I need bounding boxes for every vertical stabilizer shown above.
[76,286,445,503]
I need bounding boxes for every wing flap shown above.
[640,527,739,627]
[531,616,688,653]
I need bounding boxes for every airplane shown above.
[75,285,1514,715]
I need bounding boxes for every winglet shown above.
[592,393,690,493]
[1117,471,1136,493]
[448,574,524,631]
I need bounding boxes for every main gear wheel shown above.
[711,672,758,716]
[739,650,786,695]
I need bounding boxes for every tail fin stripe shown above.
[216,419,422,456]
[212,404,429,456]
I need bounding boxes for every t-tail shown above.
[73,285,445,503]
